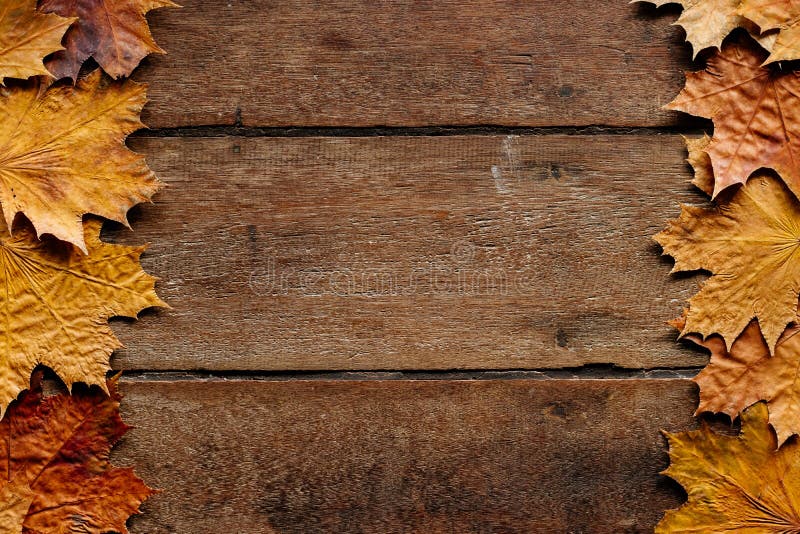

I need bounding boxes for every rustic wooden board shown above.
[137,0,694,128]
[114,378,697,533]
[109,134,708,371]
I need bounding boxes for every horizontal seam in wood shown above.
[113,367,703,382]
[132,124,710,139]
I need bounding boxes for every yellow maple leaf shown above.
[658,403,800,532]
[0,216,165,412]
[0,70,161,252]
[0,0,74,83]
[634,0,744,57]
[654,171,800,355]
[740,0,800,62]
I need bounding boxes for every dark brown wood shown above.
[109,134,708,371]
[113,378,697,534]
[8,1,713,532]
[137,0,694,128]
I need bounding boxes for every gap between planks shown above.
[117,366,702,382]
[133,123,709,138]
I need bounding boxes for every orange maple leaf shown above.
[0,374,154,533]
[0,70,161,251]
[667,36,800,198]
[740,0,800,62]
[0,216,165,413]
[673,313,800,446]
[658,402,800,531]
[39,0,178,80]
[0,0,73,83]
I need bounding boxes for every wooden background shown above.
[105,1,713,531]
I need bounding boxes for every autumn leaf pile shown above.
[636,0,800,530]
[0,0,174,531]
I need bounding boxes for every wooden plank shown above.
[109,134,708,371]
[137,0,693,128]
[114,378,697,533]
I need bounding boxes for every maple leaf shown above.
[0,0,73,84]
[672,313,800,445]
[0,374,155,533]
[39,0,178,80]
[658,402,800,531]
[740,0,800,62]
[684,134,715,195]
[0,69,161,251]
[654,171,800,355]
[0,482,32,533]
[0,216,165,413]
[666,37,800,198]
[634,0,744,57]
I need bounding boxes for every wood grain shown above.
[137,0,694,128]
[108,134,707,372]
[114,378,697,534]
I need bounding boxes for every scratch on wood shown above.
[491,135,521,195]
[502,135,521,181]
[491,165,510,194]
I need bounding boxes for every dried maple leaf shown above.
[666,37,800,198]
[0,374,154,533]
[674,138,800,441]
[740,0,800,62]
[654,172,800,355]
[634,0,744,57]
[39,0,178,80]
[0,482,32,533]
[684,134,715,195]
[0,216,165,412]
[0,0,73,84]
[673,313,800,445]
[658,402,800,531]
[0,69,161,251]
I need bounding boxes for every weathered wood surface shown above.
[114,378,697,533]
[109,134,708,371]
[137,0,693,128]
[83,3,708,533]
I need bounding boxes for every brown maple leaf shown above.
[0,216,165,413]
[666,36,800,198]
[0,0,73,83]
[658,402,800,531]
[673,313,800,445]
[654,171,800,355]
[39,0,178,81]
[634,0,744,57]
[0,374,154,533]
[740,0,800,62]
[0,70,161,251]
